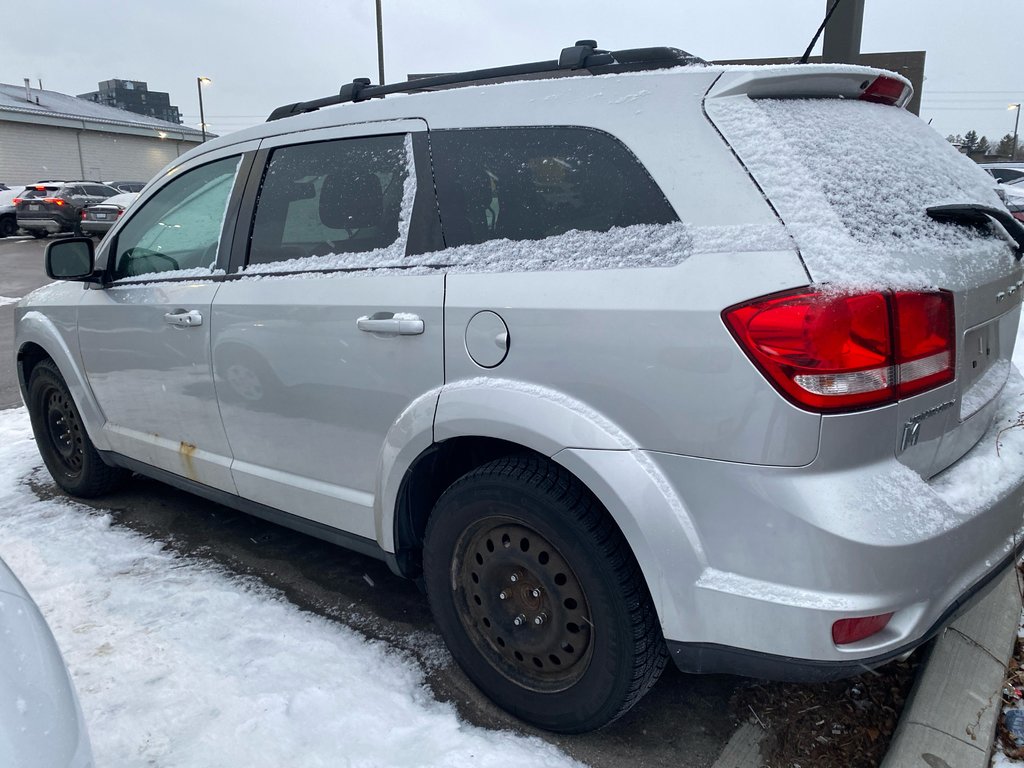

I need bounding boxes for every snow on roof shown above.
[0,82,204,140]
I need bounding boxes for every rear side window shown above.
[430,127,676,248]
[247,134,409,267]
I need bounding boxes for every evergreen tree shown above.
[997,133,1016,157]
[962,130,979,153]
[977,135,991,154]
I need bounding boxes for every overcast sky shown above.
[2,1,1020,144]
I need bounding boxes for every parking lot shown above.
[0,235,746,767]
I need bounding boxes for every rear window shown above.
[430,127,677,248]
[708,96,1007,287]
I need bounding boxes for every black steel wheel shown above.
[0,216,17,238]
[424,455,667,733]
[27,359,127,497]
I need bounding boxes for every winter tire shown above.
[0,216,16,238]
[27,359,127,498]
[423,455,667,733]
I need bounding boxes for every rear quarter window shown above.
[429,127,677,248]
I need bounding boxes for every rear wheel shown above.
[423,455,667,732]
[0,216,16,238]
[27,359,127,497]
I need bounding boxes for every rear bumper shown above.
[80,220,113,235]
[17,218,67,234]
[666,549,1018,681]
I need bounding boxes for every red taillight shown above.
[893,291,955,397]
[116,208,125,217]
[723,288,954,413]
[42,197,65,206]
[859,75,907,106]
[11,198,21,205]
[81,210,87,219]
[33,185,46,191]
[832,613,894,645]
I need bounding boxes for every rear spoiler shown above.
[706,66,912,109]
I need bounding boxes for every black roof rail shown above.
[266,40,705,122]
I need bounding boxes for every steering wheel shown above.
[121,247,180,277]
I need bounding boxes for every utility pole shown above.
[821,0,865,64]
[375,0,386,86]
[1011,103,1021,161]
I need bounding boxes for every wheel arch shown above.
[382,380,706,644]
[16,313,111,451]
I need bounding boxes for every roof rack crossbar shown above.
[266,41,705,122]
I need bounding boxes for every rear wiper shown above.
[927,204,1024,261]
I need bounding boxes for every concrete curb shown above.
[881,565,1022,768]
[710,566,1022,768]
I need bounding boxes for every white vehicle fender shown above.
[17,310,111,451]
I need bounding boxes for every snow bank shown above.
[0,411,584,768]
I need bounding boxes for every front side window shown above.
[430,127,677,248]
[247,134,409,267]
[111,156,240,280]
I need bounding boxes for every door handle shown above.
[356,313,424,336]
[164,309,203,327]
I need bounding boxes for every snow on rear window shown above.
[709,96,1012,289]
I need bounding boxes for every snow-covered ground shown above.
[0,414,583,767]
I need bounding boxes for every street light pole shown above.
[1011,103,1021,162]
[197,76,212,142]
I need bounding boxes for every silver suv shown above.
[15,42,1024,733]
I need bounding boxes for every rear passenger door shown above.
[211,120,444,540]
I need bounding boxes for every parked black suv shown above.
[15,182,119,238]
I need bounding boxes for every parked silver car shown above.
[0,556,93,768]
[80,192,139,238]
[14,42,1024,733]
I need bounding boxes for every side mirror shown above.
[45,237,97,281]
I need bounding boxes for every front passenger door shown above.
[77,151,252,492]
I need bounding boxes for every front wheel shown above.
[27,359,127,497]
[423,455,667,733]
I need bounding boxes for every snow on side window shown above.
[430,126,678,248]
[708,96,1011,289]
[243,133,415,274]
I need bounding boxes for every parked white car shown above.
[0,556,93,767]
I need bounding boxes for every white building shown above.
[0,81,206,185]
